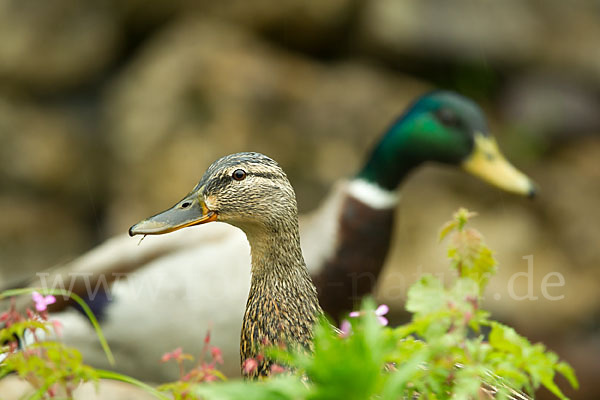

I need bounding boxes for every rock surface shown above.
[0,97,100,282]
[0,0,119,92]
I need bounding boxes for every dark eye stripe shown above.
[204,171,283,191]
[250,172,281,180]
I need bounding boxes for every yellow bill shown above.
[462,133,537,197]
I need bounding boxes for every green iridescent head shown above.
[357,91,536,196]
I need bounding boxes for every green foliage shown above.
[0,209,578,399]
[0,288,114,365]
[2,340,99,398]
[196,376,307,400]
[0,288,165,399]
[302,310,394,400]
[440,209,496,294]
[0,296,100,398]
[487,322,578,399]
[194,302,398,400]
[191,208,577,400]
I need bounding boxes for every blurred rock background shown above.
[0,0,598,398]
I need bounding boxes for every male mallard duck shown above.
[129,152,322,378]
[16,91,535,380]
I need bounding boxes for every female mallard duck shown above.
[19,91,535,380]
[129,152,321,378]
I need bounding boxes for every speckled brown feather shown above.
[242,265,320,377]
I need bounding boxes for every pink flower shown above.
[375,304,389,326]
[270,364,286,375]
[203,373,218,382]
[348,304,389,326]
[211,347,223,364]
[242,358,258,375]
[32,291,56,312]
[339,319,352,337]
[161,347,183,362]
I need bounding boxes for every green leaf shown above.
[380,351,428,400]
[489,322,523,356]
[453,366,484,400]
[541,376,569,400]
[195,376,306,400]
[405,275,445,315]
[555,361,579,390]
[439,220,458,241]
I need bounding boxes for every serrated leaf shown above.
[555,361,579,389]
[489,323,523,355]
[541,376,569,400]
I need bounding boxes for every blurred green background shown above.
[0,1,598,398]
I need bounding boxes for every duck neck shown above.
[246,223,321,317]
[247,223,306,279]
[242,220,322,368]
[355,130,422,191]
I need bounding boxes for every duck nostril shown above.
[181,202,191,209]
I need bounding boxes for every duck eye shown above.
[232,169,247,181]
[436,108,460,127]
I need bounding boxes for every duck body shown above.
[17,91,536,381]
